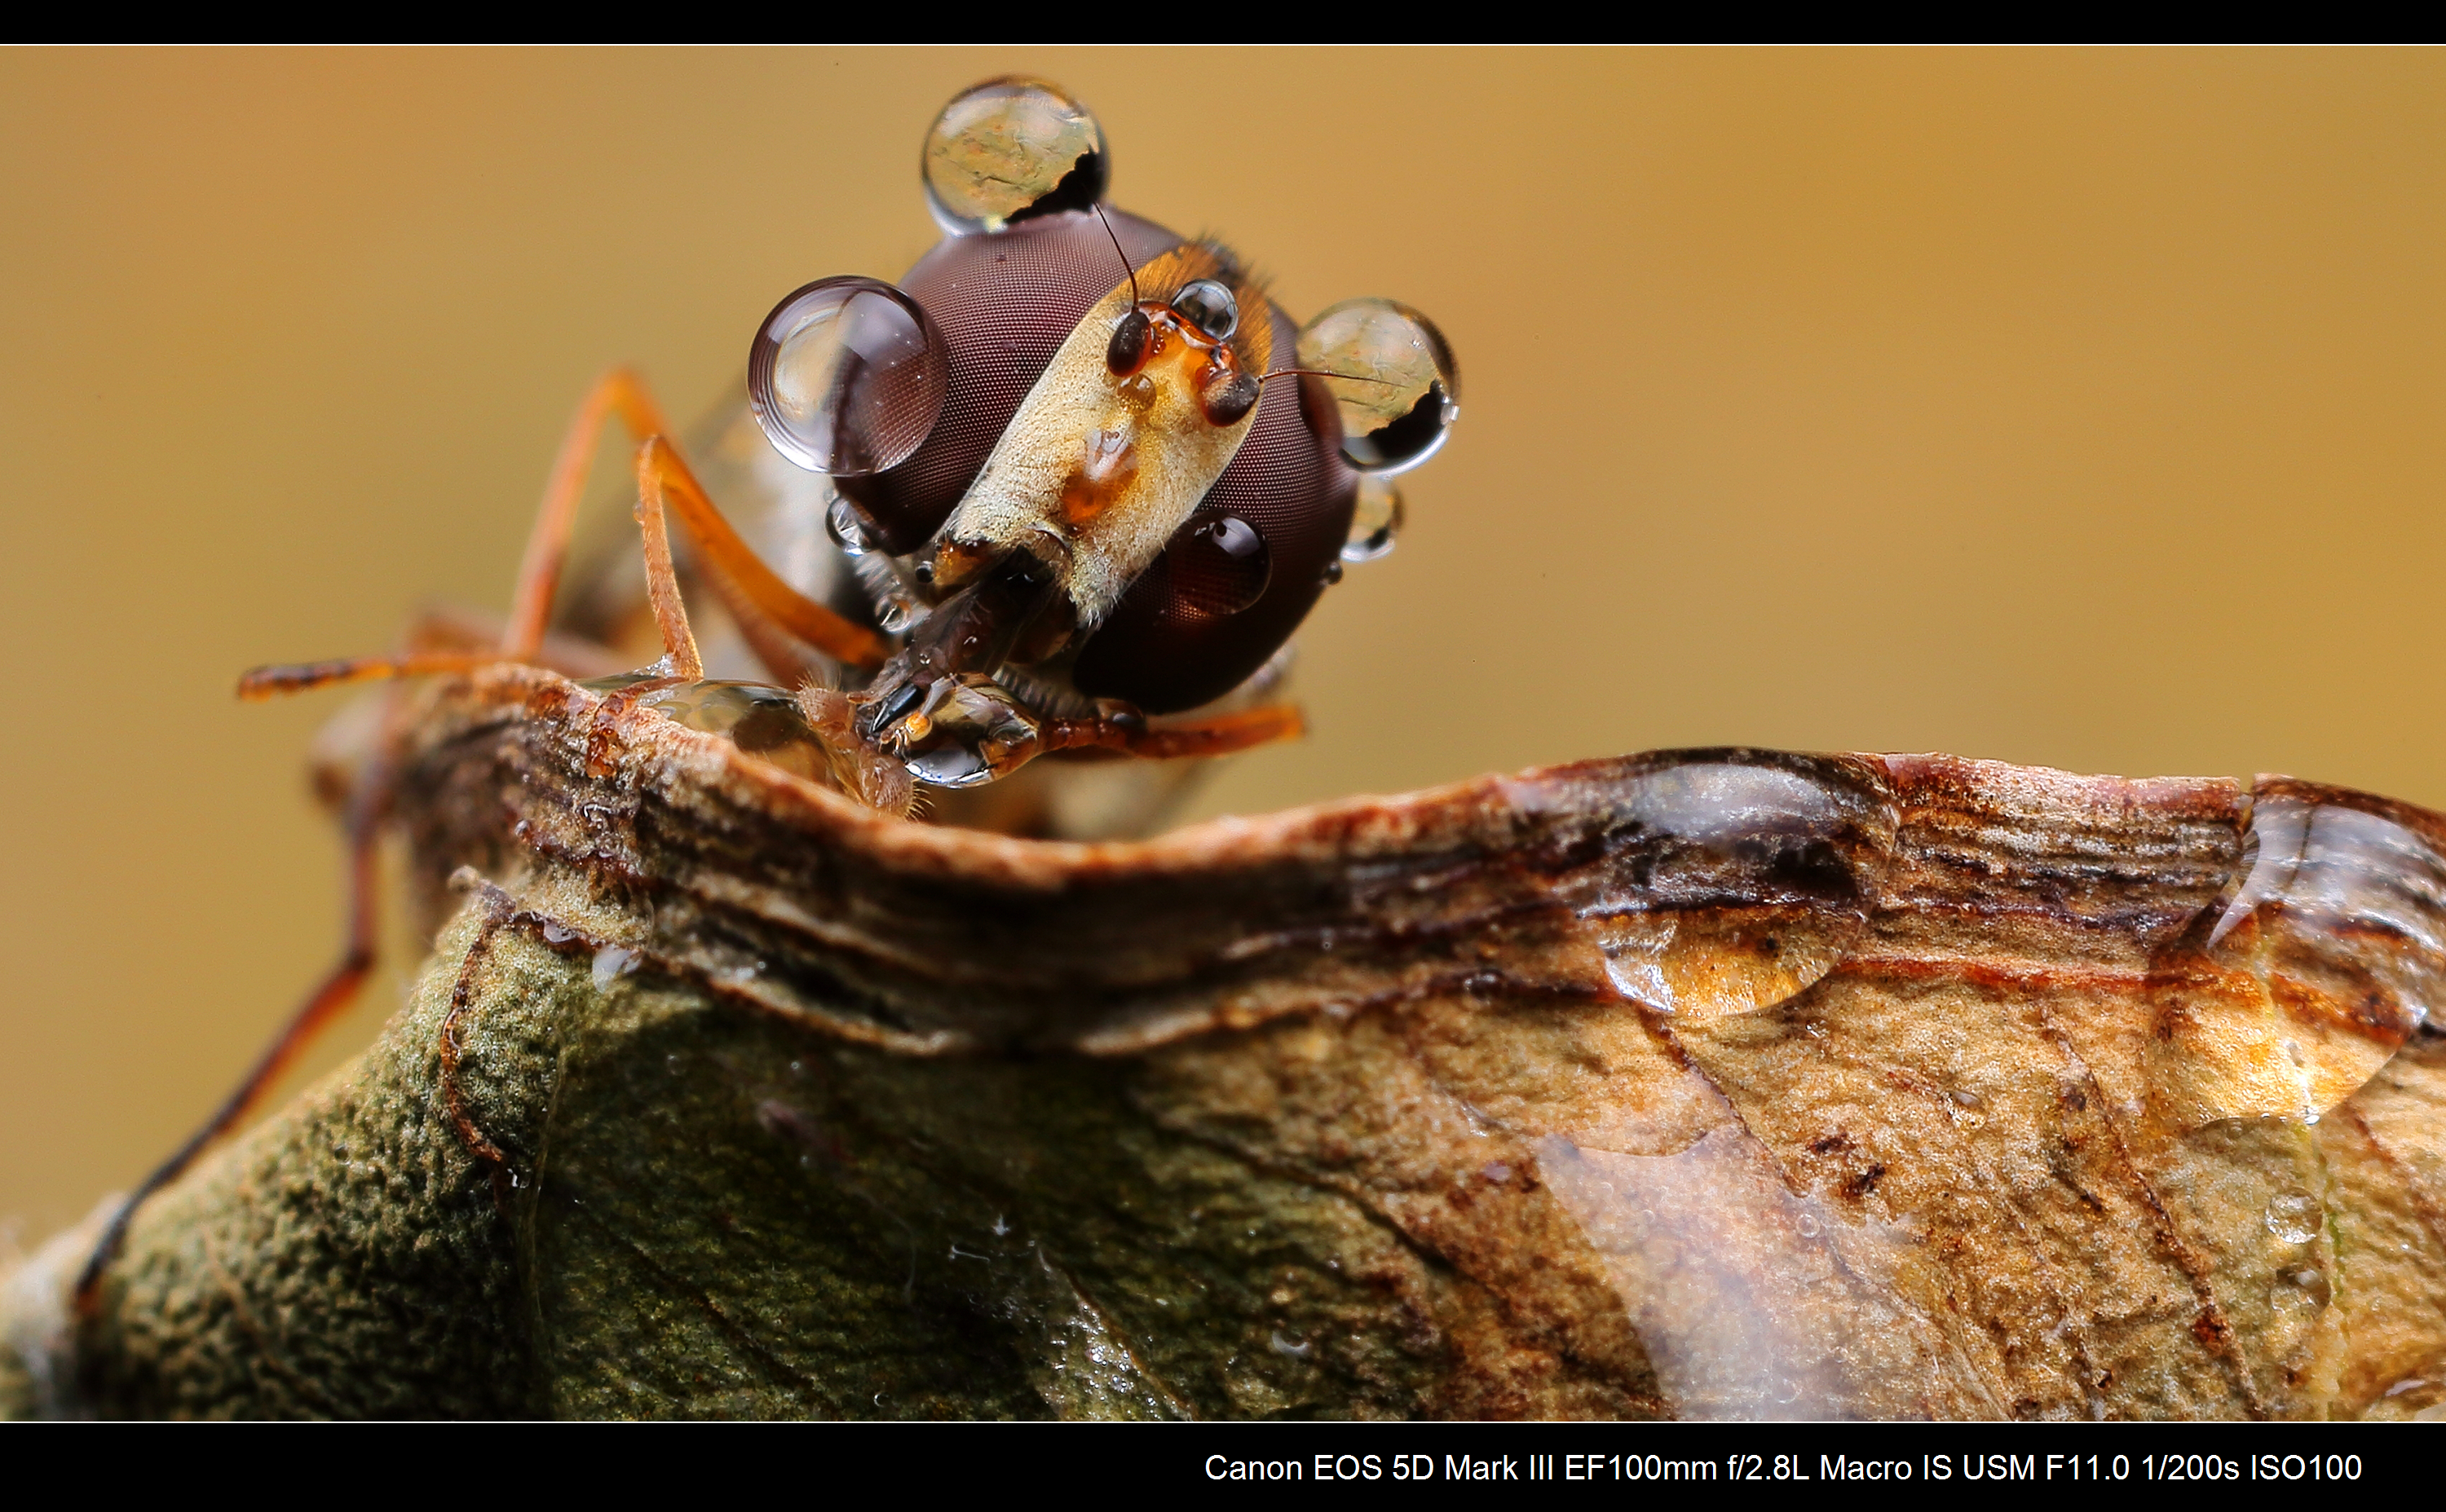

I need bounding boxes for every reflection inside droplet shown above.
[1296,298,1459,474]
[635,681,832,784]
[2167,791,2446,1126]
[921,77,1108,234]
[748,276,949,476]
[1563,757,1892,1023]
[1167,511,1271,617]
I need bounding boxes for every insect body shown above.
[79,77,1458,1302]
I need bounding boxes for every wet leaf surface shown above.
[6,665,2441,1419]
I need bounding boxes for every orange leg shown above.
[242,378,887,702]
[637,437,890,671]
[501,368,674,660]
[630,443,704,681]
[76,725,392,1316]
[1042,703,1305,760]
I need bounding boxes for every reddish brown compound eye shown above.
[747,276,948,476]
[1071,303,1358,715]
[835,209,1182,554]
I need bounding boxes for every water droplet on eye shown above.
[748,276,948,476]
[1795,1212,1821,1238]
[921,77,1107,235]
[2264,1191,2320,1246]
[1165,510,1270,617]
[826,495,873,557]
[1296,298,1459,474]
[1340,476,1405,563]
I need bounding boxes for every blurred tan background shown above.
[3,48,2443,1241]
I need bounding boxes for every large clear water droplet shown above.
[1296,298,1459,474]
[2159,784,2446,1127]
[634,680,833,786]
[921,77,1109,235]
[748,276,948,477]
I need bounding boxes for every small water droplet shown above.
[541,921,575,945]
[1774,1377,1801,1404]
[1796,1212,1821,1238]
[1339,476,1405,563]
[826,496,872,557]
[1269,1330,1312,1359]
[589,943,639,990]
[2264,1191,2320,1245]
[877,597,918,634]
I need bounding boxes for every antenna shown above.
[1092,202,1141,307]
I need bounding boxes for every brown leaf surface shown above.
[5,664,2441,1419]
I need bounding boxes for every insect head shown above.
[741,76,1459,798]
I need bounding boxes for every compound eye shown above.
[747,276,949,477]
[1169,510,1272,617]
[922,77,1109,235]
[1296,298,1459,474]
[1172,279,1238,342]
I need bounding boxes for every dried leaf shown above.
[5,666,2441,1420]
